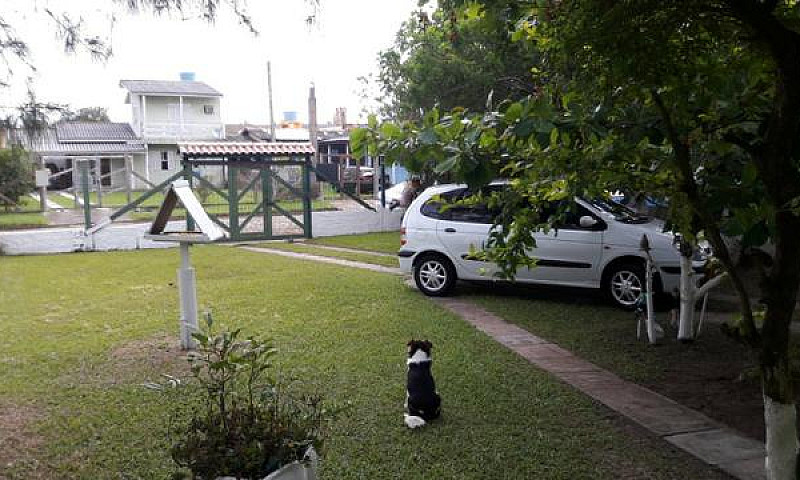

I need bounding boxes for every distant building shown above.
[120,78,225,185]
[11,122,146,190]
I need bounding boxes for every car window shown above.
[539,202,603,230]
[420,189,465,220]
[425,187,502,224]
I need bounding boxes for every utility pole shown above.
[267,61,276,142]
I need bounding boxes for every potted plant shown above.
[154,314,329,480]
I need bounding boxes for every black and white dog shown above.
[404,339,441,428]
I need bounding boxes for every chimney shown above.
[334,107,347,128]
[308,84,318,162]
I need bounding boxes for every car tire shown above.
[413,254,457,297]
[604,262,646,310]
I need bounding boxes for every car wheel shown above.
[605,262,646,309]
[414,254,456,296]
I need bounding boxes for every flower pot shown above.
[216,463,316,480]
[217,447,318,480]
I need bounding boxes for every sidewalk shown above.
[0,208,402,255]
[240,246,766,480]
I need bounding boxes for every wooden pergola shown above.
[179,142,316,241]
[91,142,316,241]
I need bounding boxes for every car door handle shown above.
[444,227,456,233]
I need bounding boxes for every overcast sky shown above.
[0,0,420,125]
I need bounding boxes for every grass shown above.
[87,191,166,208]
[125,199,333,223]
[0,248,728,479]
[254,241,399,267]
[0,211,48,229]
[307,231,401,254]
[48,193,78,209]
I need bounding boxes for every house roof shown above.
[12,123,145,156]
[56,122,138,143]
[119,79,223,97]
[225,124,310,142]
[179,142,315,157]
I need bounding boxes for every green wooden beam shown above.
[228,163,240,239]
[262,167,273,238]
[303,157,312,239]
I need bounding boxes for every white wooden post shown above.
[125,155,133,205]
[36,154,47,212]
[178,242,198,350]
[179,95,184,140]
[72,160,79,208]
[95,159,103,207]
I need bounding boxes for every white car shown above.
[398,183,704,309]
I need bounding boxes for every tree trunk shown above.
[678,248,696,342]
[761,213,800,479]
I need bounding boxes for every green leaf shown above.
[435,155,459,174]
[504,103,523,124]
[419,128,438,145]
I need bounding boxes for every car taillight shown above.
[400,227,407,246]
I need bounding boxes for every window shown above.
[421,188,498,224]
[204,105,214,115]
[160,151,170,171]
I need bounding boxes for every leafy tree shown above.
[357,1,800,477]
[0,147,34,210]
[375,2,539,121]
[59,107,111,123]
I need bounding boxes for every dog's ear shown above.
[424,340,433,351]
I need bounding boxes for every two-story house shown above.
[120,78,224,186]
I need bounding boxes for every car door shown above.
[518,202,605,288]
[433,188,499,280]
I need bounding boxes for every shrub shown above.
[162,314,329,479]
[0,147,34,211]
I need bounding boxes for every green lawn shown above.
[48,192,78,208]
[87,191,166,208]
[307,231,401,254]
[254,242,399,267]
[0,211,47,229]
[461,284,754,383]
[0,248,727,479]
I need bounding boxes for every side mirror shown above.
[579,216,598,229]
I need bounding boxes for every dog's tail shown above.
[404,414,426,429]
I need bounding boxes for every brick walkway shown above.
[434,297,766,480]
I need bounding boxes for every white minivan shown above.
[398,183,703,309]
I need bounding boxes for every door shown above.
[518,202,605,287]
[100,158,112,186]
[432,188,500,280]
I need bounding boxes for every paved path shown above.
[433,297,765,480]
[0,209,402,255]
[235,248,766,480]
[239,246,402,275]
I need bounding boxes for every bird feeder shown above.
[144,179,226,349]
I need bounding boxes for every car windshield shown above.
[590,198,649,224]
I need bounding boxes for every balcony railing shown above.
[142,122,224,141]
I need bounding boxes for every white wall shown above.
[145,144,182,185]
[144,96,221,124]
